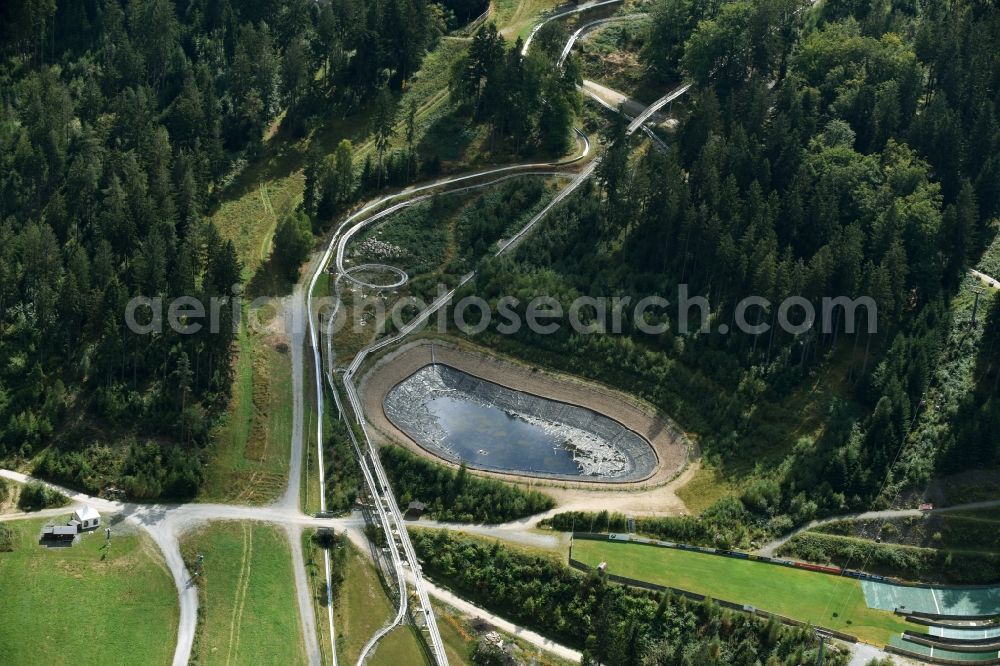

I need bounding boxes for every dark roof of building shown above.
[43,525,77,536]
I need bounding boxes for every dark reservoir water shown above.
[425,395,581,475]
[384,363,658,481]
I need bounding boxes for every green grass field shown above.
[202,320,294,505]
[572,539,914,645]
[334,541,396,664]
[181,522,305,665]
[372,625,432,665]
[0,516,178,665]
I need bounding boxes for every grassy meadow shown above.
[181,522,304,665]
[0,516,178,665]
[202,318,295,505]
[333,540,397,664]
[371,625,432,665]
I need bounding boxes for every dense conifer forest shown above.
[2,0,998,518]
[3,0,1000,661]
[0,0,449,496]
[381,445,555,522]
[462,0,1000,543]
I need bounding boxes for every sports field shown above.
[572,539,914,645]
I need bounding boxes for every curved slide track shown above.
[521,0,625,56]
[307,166,593,666]
[307,44,689,666]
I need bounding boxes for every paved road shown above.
[1,467,586,663]
[2,31,697,666]
[282,279,326,666]
[286,524,321,666]
[0,505,81,522]
[277,285,307,512]
[0,468,348,666]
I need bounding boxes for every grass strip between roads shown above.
[182,521,305,665]
[334,540,396,664]
[572,538,915,646]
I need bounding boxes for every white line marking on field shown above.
[931,588,941,615]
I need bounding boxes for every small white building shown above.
[72,507,101,531]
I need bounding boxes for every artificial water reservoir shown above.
[383,364,658,481]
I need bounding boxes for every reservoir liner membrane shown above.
[383,364,658,482]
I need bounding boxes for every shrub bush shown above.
[17,482,68,511]
[380,446,554,523]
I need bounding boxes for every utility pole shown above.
[972,288,985,327]
[814,630,828,666]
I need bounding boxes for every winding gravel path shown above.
[756,498,1000,557]
[970,268,1000,289]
